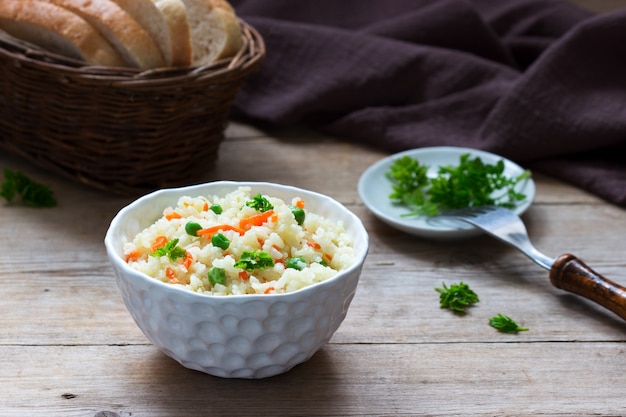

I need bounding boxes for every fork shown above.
[439,205,626,321]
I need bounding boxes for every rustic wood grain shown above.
[2,343,626,417]
[2,119,626,416]
[2,2,626,415]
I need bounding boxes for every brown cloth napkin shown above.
[230,0,626,207]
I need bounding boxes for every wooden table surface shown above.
[2,2,626,416]
[2,119,626,417]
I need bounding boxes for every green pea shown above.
[286,257,307,271]
[211,233,230,250]
[185,222,202,236]
[290,206,305,225]
[210,204,223,214]
[208,267,227,286]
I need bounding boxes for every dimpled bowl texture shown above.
[104,181,369,379]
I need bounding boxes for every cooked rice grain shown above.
[123,187,354,295]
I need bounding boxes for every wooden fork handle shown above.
[550,253,626,321]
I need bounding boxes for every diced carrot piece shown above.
[306,241,321,250]
[264,286,275,294]
[165,267,178,283]
[196,224,245,238]
[239,210,276,230]
[239,271,250,281]
[295,199,305,209]
[165,211,182,220]
[183,252,193,269]
[152,236,168,251]
[125,250,141,263]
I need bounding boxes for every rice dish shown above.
[123,186,355,295]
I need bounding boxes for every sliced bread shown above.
[108,0,174,66]
[179,0,243,66]
[151,0,192,67]
[41,0,165,68]
[0,0,126,67]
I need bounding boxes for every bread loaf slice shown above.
[108,0,174,66]
[179,0,242,66]
[41,0,165,68]
[151,0,192,67]
[0,0,126,67]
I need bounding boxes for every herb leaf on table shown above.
[436,281,479,312]
[0,169,57,208]
[489,313,529,334]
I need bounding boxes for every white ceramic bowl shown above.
[104,181,369,379]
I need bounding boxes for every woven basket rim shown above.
[0,19,265,85]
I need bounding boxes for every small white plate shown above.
[358,146,535,239]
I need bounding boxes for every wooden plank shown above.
[2,343,626,417]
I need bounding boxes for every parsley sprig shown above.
[150,238,187,262]
[387,156,429,211]
[246,194,274,212]
[436,282,530,333]
[387,154,531,217]
[436,281,479,312]
[0,169,57,208]
[234,250,274,271]
[489,313,529,334]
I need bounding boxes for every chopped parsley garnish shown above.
[150,238,187,262]
[435,281,479,312]
[387,156,429,212]
[489,313,528,334]
[387,154,531,217]
[234,250,274,271]
[436,281,528,333]
[0,169,57,208]
[245,193,274,212]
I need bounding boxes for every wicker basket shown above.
[0,21,265,195]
